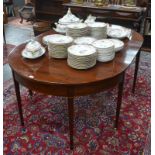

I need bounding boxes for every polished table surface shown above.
[8,30,143,95]
[8,30,143,149]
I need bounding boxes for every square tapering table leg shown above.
[68,96,74,150]
[132,50,141,93]
[12,71,24,126]
[115,72,125,128]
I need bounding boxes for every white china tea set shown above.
[22,8,132,69]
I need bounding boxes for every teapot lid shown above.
[58,8,80,24]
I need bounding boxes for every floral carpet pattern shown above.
[3,52,151,155]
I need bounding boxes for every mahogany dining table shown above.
[8,29,143,149]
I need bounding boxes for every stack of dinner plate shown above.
[108,39,124,52]
[48,34,73,58]
[66,23,89,38]
[67,45,97,69]
[92,39,115,62]
[42,34,63,45]
[87,22,107,39]
[74,36,96,45]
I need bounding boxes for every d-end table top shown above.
[8,30,143,87]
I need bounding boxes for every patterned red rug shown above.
[3,44,16,65]
[3,52,151,154]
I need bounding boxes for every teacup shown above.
[26,40,41,54]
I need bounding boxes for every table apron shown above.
[13,70,124,97]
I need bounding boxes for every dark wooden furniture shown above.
[18,5,35,23]
[63,2,146,32]
[8,30,143,150]
[142,0,151,51]
[34,0,70,22]
[33,21,51,36]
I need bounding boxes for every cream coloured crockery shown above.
[48,34,73,58]
[108,39,124,52]
[22,46,45,59]
[55,22,67,31]
[42,34,63,45]
[87,22,107,28]
[66,23,89,38]
[87,22,107,39]
[67,44,97,69]
[107,25,131,39]
[92,39,115,62]
[58,8,81,25]
[53,28,66,34]
[26,40,41,52]
[67,23,88,29]
[48,34,73,45]
[74,37,96,45]
[84,14,96,24]
[93,39,114,49]
[68,44,96,56]
[108,28,128,39]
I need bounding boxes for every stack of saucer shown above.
[87,22,107,39]
[108,39,124,52]
[74,36,96,45]
[48,34,73,58]
[92,39,115,62]
[66,23,89,38]
[67,45,97,69]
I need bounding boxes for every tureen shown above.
[58,8,81,25]
[54,8,82,33]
